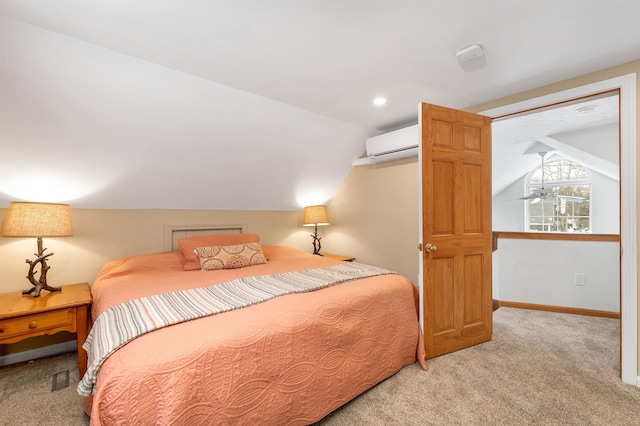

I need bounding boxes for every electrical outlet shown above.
[575,273,585,286]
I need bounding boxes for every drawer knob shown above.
[29,321,38,329]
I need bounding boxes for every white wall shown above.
[554,123,619,164]
[493,175,527,231]
[492,165,620,308]
[494,238,619,312]
[590,171,620,234]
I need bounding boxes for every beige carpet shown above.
[1,307,639,425]
[317,307,639,425]
[0,350,88,426]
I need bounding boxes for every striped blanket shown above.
[77,262,395,396]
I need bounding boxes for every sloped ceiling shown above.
[492,94,620,197]
[1,1,639,210]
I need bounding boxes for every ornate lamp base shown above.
[23,237,62,297]
[310,224,323,256]
[23,282,62,297]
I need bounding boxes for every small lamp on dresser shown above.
[1,201,73,297]
[302,205,330,255]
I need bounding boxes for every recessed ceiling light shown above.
[373,97,387,106]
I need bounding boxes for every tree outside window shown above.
[526,159,591,232]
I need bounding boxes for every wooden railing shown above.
[494,231,620,243]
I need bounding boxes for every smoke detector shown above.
[456,44,484,64]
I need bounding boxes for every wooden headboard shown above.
[163,224,248,251]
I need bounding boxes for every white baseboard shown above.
[0,340,77,367]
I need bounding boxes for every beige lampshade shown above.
[302,205,330,226]
[1,202,73,237]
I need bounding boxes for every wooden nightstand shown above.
[0,283,92,377]
[322,253,355,262]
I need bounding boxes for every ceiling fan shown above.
[519,151,585,202]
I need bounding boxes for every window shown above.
[525,159,591,232]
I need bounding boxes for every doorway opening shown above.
[490,90,621,373]
[480,74,637,386]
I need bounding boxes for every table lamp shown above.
[302,205,330,255]
[1,201,73,297]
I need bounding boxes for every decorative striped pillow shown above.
[194,242,267,270]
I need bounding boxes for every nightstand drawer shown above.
[0,309,74,342]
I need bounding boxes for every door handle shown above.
[425,243,437,253]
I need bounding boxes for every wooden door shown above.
[421,103,492,359]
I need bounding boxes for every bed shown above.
[80,233,427,425]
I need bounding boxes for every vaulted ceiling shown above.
[1,1,639,210]
[492,93,620,197]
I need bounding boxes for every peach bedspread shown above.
[86,246,427,425]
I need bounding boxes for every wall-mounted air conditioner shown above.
[352,124,419,166]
